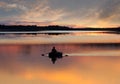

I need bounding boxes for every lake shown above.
[0,31,120,84]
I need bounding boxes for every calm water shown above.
[0,31,120,84]
[0,31,120,44]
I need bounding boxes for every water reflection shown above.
[0,44,120,84]
[0,31,120,44]
[0,30,120,84]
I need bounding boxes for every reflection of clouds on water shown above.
[0,44,120,84]
[0,31,120,44]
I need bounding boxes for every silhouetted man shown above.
[48,47,57,64]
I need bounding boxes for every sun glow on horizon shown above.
[0,0,119,28]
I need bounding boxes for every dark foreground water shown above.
[0,31,120,84]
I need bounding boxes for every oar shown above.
[64,55,68,57]
[41,54,45,56]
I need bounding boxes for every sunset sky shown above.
[0,0,120,27]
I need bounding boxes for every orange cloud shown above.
[19,0,66,22]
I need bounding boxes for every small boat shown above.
[42,47,68,64]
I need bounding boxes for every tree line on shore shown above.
[0,25,120,32]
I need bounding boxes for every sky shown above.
[0,0,120,27]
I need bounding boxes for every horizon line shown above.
[0,24,120,29]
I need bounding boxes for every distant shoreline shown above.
[0,25,120,32]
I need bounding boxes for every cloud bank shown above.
[0,0,119,27]
[97,0,119,25]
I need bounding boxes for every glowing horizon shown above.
[0,0,120,28]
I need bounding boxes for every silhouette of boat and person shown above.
[42,47,68,64]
